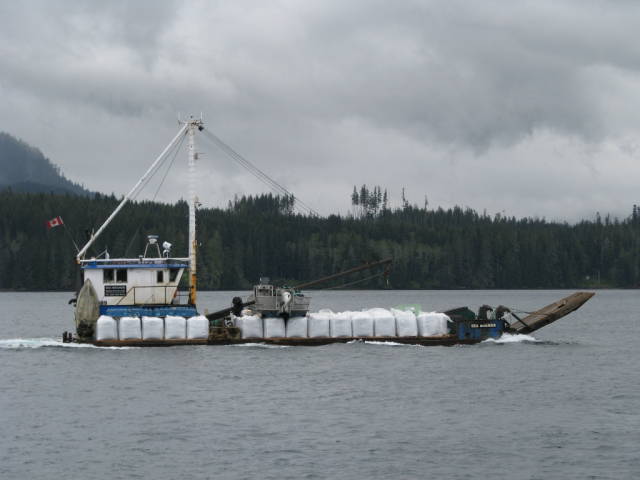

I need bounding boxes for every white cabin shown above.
[81,259,188,306]
[80,236,189,306]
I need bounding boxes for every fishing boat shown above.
[70,117,206,344]
[66,118,595,347]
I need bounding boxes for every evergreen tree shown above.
[1,190,639,290]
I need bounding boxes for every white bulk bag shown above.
[417,312,450,336]
[95,315,117,341]
[142,316,164,340]
[331,311,353,338]
[308,311,331,338]
[370,308,396,337]
[393,309,418,337]
[264,317,286,338]
[237,315,263,339]
[165,315,187,340]
[286,316,308,338]
[187,315,209,339]
[118,316,141,340]
[352,311,374,337]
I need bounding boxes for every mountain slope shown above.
[0,132,91,196]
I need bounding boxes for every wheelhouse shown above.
[80,258,189,306]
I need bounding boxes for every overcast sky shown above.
[1,0,639,221]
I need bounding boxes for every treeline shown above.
[1,189,639,290]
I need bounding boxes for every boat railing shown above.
[115,286,191,306]
[80,257,189,266]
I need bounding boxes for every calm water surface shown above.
[1,290,638,480]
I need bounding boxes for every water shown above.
[1,290,638,479]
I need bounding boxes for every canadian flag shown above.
[46,216,64,229]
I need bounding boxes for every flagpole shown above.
[62,221,80,253]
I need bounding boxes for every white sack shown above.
[142,316,164,340]
[392,309,418,337]
[352,311,374,337]
[118,316,141,340]
[331,311,353,338]
[286,316,308,338]
[237,315,263,339]
[95,315,117,341]
[417,312,450,336]
[308,310,331,338]
[264,317,286,338]
[187,315,209,339]
[370,308,396,337]
[165,315,187,339]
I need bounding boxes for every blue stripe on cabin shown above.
[82,263,188,270]
[99,305,198,318]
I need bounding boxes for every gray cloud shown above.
[1,0,639,221]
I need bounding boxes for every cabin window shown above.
[169,269,179,282]
[103,269,115,283]
[157,270,164,283]
[116,269,128,283]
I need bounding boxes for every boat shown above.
[65,118,595,347]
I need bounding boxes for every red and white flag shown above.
[46,216,64,229]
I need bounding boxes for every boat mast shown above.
[185,117,203,305]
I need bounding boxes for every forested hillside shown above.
[1,190,639,290]
[0,132,91,196]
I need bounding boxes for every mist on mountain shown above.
[0,132,91,196]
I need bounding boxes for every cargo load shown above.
[165,316,187,340]
[330,311,353,338]
[308,310,331,338]
[417,312,450,336]
[352,311,374,337]
[370,308,396,337]
[187,316,209,339]
[264,317,286,338]
[119,317,142,340]
[286,316,308,338]
[95,315,117,341]
[237,315,263,339]
[142,316,164,340]
[393,309,418,337]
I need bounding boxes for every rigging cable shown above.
[124,131,188,256]
[152,133,187,202]
[130,130,188,202]
[200,128,319,216]
[323,270,390,290]
[202,128,317,215]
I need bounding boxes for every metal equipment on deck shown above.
[205,258,393,322]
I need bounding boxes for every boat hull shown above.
[90,335,477,347]
[73,292,595,348]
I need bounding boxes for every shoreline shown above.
[0,287,622,293]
